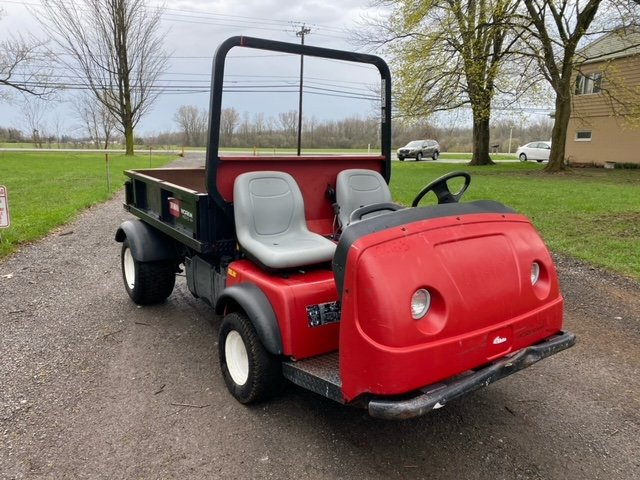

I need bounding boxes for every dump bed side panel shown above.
[123,169,216,253]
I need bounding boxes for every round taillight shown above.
[531,262,541,285]
[411,289,431,319]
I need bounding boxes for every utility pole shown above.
[296,25,311,156]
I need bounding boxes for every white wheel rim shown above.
[123,248,136,290]
[225,331,249,386]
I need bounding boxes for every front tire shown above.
[519,153,527,162]
[416,152,423,161]
[121,239,175,305]
[219,312,282,404]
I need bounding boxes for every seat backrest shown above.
[234,171,307,240]
[336,169,392,227]
[233,171,337,269]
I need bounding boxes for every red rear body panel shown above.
[225,260,339,359]
[338,212,563,401]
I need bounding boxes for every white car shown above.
[516,141,551,163]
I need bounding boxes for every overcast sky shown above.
[0,0,389,136]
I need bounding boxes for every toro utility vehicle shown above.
[115,36,575,420]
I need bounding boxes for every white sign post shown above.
[0,185,10,228]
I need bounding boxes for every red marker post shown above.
[0,186,9,228]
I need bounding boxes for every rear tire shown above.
[416,152,423,161]
[219,311,282,404]
[519,153,527,162]
[432,151,439,160]
[121,239,175,305]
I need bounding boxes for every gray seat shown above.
[335,169,396,227]
[233,171,336,269]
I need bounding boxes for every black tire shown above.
[416,152,423,161]
[519,153,527,162]
[219,311,282,404]
[432,151,439,160]
[121,239,175,305]
[536,159,543,163]
[398,156,405,161]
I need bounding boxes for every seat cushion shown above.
[239,230,336,269]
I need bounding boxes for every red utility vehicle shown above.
[115,37,575,419]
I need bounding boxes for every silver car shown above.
[516,141,551,163]
[397,140,440,161]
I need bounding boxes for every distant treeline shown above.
[0,111,553,153]
[151,107,554,152]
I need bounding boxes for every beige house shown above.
[566,29,640,166]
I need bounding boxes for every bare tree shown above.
[253,113,266,135]
[360,0,526,165]
[220,107,240,146]
[173,105,208,147]
[74,92,118,149]
[21,98,49,148]
[52,113,66,148]
[35,0,168,155]
[278,110,298,135]
[0,9,52,100]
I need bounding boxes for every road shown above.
[1,154,638,479]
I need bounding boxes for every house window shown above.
[575,73,602,95]
[576,131,592,141]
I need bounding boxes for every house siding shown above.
[566,116,640,165]
[567,50,640,165]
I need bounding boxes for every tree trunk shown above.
[545,89,571,172]
[124,121,134,155]
[468,116,494,166]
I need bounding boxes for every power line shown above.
[9,71,379,96]
[1,0,349,39]
[9,79,378,101]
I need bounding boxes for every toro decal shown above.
[492,336,508,345]
[168,198,181,218]
[168,198,193,223]
[180,207,193,222]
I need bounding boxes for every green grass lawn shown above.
[391,162,640,280]
[0,151,176,258]
[437,152,517,160]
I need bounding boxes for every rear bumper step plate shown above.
[282,331,575,420]
[367,331,576,420]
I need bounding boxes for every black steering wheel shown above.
[411,171,471,207]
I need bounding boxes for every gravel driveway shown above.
[1,154,639,479]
